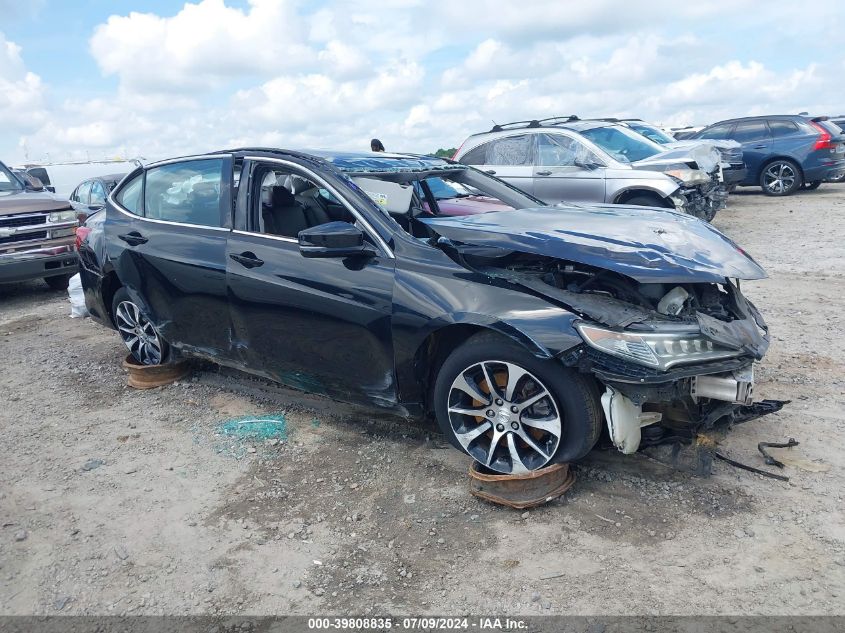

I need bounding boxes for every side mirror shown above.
[46,185,56,193]
[298,221,376,259]
[574,158,602,170]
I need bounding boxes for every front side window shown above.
[699,123,733,140]
[733,121,770,143]
[115,173,144,215]
[0,162,23,192]
[145,159,224,227]
[76,181,92,205]
[253,166,354,238]
[537,134,601,166]
[579,126,660,163]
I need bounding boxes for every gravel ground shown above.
[1,187,844,616]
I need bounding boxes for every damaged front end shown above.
[477,255,784,457]
[636,145,729,222]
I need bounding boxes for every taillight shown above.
[810,121,833,150]
[75,226,91,251]
[451,141,465,160]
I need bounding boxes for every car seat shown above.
[262,186,309,237]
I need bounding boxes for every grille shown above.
[0,213,47,228]
[0,213,49,245]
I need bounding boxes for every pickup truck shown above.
[1,159,79,290]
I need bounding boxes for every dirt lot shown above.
[1,187,844,617]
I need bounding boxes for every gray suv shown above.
[455,117,727,221]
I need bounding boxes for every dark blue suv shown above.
[692,115,845,195]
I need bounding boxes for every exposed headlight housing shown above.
[664,168,710,186]
[575,323,740,370]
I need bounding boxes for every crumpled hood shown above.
[633,144,722,173]
[0,190,72,215]
[420,205,766,284]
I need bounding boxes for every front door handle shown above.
[230,252,264,269]
[118,232,147,246]
[484,169,496,175]
[752,144,767,149]
[536,170,552,176]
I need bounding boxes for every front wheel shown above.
[433,333,602,474]
[111,287,168,365]
[760,160,802,196]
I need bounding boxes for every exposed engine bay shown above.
[453,249,786,455]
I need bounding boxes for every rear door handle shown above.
[484,169,496,175]
[230,252,264,269]
[118,232,147,245]
[536,170,552,176]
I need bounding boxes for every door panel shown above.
[106,158,233,357]
[226,232,396,404]
[533,133,606,204]
[730,120,772,179]
[225,159,397,405]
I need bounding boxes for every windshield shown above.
[424,176,472,200]
[628,122,675,145]
[580,125,663,163]
[0,162,24,192]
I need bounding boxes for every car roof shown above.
[157,148,462,176]
[705,114,814,126]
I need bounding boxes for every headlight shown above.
[48,210,78,223]
[575,323,740,370]
[664,168,710,186]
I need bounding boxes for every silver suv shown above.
[454,117,727,221]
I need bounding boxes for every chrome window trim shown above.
[244,156,395,259]
[144,154,229,169]
[111,203,230,232]
[232,229,297,244]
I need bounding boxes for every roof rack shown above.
[489,115,580,133]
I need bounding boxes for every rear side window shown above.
[459,142,490,165]
[768,120,800,137]
[733,121,770,142]
[699,123,733,140]
[115,173,144,215]
[144,159,224,227]
[487,135,534,166]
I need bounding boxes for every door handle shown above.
[484,169,496,175]
[230,252,264,269]
[752,144,767,149]
[536,170,552,176]
[118,232,148,245]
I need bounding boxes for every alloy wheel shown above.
[763,162,796,194]
[447,360,562,474]
[115,300,164,365]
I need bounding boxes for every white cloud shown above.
[4,1,845,164]
[0,31,46,129]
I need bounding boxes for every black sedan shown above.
[78,149,783,474]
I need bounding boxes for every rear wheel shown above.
[111,287,168,365]
[44,274,72,291]
[433,333,602,474]
[760,160,801,196]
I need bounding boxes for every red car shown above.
[417,177,511,217]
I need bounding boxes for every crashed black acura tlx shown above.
[78,150,785,474]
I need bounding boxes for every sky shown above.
[1,0,844,165]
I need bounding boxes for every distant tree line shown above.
[432,148,458,158]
